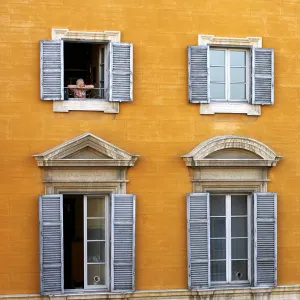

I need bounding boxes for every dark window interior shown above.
[63,194,84,289]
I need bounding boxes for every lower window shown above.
[210,194,251,285]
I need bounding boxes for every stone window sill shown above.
[200,103,261,116]
[53,99,119,113]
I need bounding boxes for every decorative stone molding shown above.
[200,103,261,116]
[52,28,121,42]
[182,135,282,167]
[198,34,262,48]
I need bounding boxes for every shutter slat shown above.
[39,194,64,295]
[252,48,274,105]
[111,194,135,292]
[188,46,209,103]
[109,43,133,102]
[187,193,210,289]
[40,40,64,100]
[254,192,277,287]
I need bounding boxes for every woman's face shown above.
[77,79,84,87]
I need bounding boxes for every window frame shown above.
[209,48,250,103]
[209,193,252,287]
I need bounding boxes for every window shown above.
[209,49,250,102]
[210,194,250,284]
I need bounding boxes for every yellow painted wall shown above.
[0,0,300,294]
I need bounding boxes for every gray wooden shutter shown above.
[40,40,64,100]
[188,46,209,103]
[39,194,64,295]
[252,48,274,105]
[187,193,210,289]
[111,194,136,291]
[254,192,277,287]
[109,42,133,102]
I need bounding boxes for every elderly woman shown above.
[68,79,94,99]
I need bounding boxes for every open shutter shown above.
[111,194,135,291]
[252,48,274,105]
[109,42,133,102]
[188,46,209,103]
[40,40,64,100]
[187,193,210,289]
[254,192,277,287]
[39,194,64,295]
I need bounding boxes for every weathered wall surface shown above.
[1,0,300,294]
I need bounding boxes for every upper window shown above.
[209,48,250,102]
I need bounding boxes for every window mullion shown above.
[227,50,230,101]
[83,195,88,289]
[247,195,252,283]
[226,194,231,283]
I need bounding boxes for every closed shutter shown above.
[108,43,133,102]
[111,194,136,291]
[188,46,209,103]
[254,192,277,287]
[39,194,64,295]
[187,193,210,289]
[252,48,274,105]
[40,40,64,100]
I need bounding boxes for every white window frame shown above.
[210,48,250,103]
[210,193,251,286]
[198,34,262,116]
[83,195,110,290]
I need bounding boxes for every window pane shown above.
[230,67,246,83]
[211,239,226,259]
[87,197,105,217]
[231,217,247,237]
[231,195,247,215]
[87,241,105,263]
[210,195,226,216]
[231,260,248,281]
[210,66,225,82]
[230,51,246,66]
[210,83,225,99]
[210,217,226,238]
[87,219,105,240]
[88,264,106,285]
[231,238,248,259]
[211,261,226,282]
[210,50,225,66]
[230,83,246,100]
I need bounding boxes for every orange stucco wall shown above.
[0,0,300,294]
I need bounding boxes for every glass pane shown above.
[100,65,105,80]
[210,50,225,66]
[211,239,226,259]
[230,67,246,83]
[87,241,105,263]
[230,51,246,66]
[211,261,226,282]
[100,48,105,64]
[87,219,105,240]
[87,197,105,217]
[210,217,226,238]
[231,260,248,281]
[230,83,246,100]
[210,83,225,99]
[231,195,247,215]
[88,264,106,286]
[231,217,247,237]
[210,67,225,82]
[231,238,248,259]
[210,195,226,216]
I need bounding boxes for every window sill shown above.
[200,103,261,116]
[53,99,119,113]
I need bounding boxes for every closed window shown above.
[209,49,250,102]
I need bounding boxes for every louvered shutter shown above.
[108,43,133,102]
[188,46,209,103]
[111,194,136,291]
[39,194,64,295]
[40,40,64,100]
[254,192,277,287]
[187,193,210,289]
[252,48,274,105]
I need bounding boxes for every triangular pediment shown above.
[33,133,139,167]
